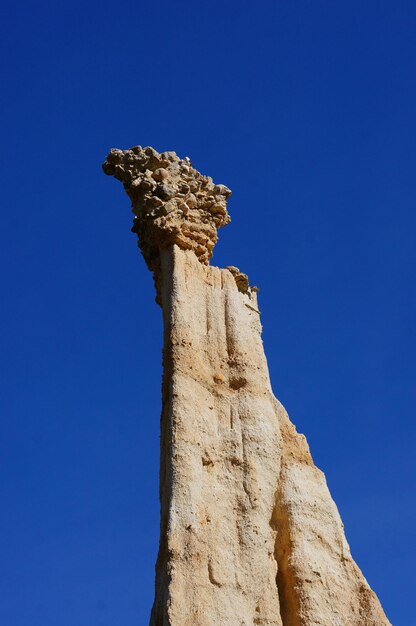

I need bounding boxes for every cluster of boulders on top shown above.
[103,146,232,270]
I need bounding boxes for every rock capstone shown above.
[103,146,231,303]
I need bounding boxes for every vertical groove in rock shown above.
[103,146,391,626]
[271,475,301,626]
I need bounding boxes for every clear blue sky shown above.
[1,1,415,624]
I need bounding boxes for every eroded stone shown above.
[104,146,391,626]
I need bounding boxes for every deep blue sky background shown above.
[1,1,415,624]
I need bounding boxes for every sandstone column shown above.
[103,146,391,626]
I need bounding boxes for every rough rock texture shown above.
[103,147,391,626]
[103,146,231,303]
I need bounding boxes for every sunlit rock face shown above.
[104,146,391,626]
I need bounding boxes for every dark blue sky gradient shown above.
[1,1,415,624]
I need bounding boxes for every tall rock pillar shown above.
[103,146,391,626]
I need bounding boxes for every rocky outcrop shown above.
[103,146,391,626]
[103,146,231,303]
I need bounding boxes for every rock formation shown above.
[103,146,391,626]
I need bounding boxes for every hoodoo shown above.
[103,146,391,626]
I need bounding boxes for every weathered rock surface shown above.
[103,146,231,303]
[103,146,391,626]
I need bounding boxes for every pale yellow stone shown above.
[103,147,391,626]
